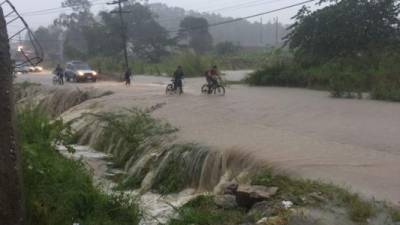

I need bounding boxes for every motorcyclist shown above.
[205,65,219,93]
[54,64,64,85]
[173,65,184,94]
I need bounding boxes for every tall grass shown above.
[89,108,177,167]
[246,53,400,102]
[18,107,140,225]
[88,50,267,78]
[168,196,246,225]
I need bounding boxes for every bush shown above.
[19,108,140,225]
[370,56,400,102]
[246,62,306,87]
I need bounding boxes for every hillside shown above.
[148,3,288,47]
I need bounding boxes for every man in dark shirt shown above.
[173,65,184,94]
[54,64,64,85]
[125,68,132,86]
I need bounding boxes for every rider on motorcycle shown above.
[173,65,184,93]
[205,65,219,93]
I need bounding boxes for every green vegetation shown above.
[19,107,140,225]
[252,168,376,223]
[390,207,400,222]
[168,195,246,225]
[169,168,396,225]
[89,108,177,167]
[247,0,400,102]
[15,81,41,89]
[89,49,266,78]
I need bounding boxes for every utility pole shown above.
[107,0,129,78]
[274,17,279,46]
[259,17,263,47]
[59,32,64,63]
[0,6,25,225]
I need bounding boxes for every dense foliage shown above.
[285,0,400,65]
[247,0,400,101]
[178,16,213,54]
[36,0,173,63]
[19,108,140,225]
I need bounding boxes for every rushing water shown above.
[58,145,198,225]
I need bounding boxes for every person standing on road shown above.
[55,64,64,85]
[173,65,184,94]
[125,68,132,86]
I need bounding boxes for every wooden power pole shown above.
[107,0,129,74]
[0,6,25,225]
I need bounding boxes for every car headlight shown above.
[93,72,97,76]
[78,71,84,76]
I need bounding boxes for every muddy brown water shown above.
[17,71,400,204]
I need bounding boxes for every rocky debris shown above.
[214,194,238,209]
[256,216,287,225]
[236,185,278,209]
[308,192,327,203]
[221,181,239,195]
[247,201,276,218]
[282,201,294,209]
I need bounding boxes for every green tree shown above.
[123,2,174,63]
[55,0,95,59]
[285,0,400,65]
[215,41,240,55]
[178,16,213,54]
[34,25,63,60]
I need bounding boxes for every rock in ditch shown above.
[248,201,276,218]
[214,194,238,209]
[236,185,278,209]
[256,216,286,225]
[219,181,239,195]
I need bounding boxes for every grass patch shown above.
[168,195,246,225]
[390,207,400,222]
[89,108,177,167]
[15,80,41,89]
[19,107,140,225]
[251,169,376,223]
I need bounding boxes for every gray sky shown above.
[8,0,319,29]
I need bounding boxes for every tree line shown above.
[247,0,400,101]
[34,0,273,64]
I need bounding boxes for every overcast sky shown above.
[7,0,319,29]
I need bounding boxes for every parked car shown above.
[64,61,97,82]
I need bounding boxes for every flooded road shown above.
[18,71,400,204]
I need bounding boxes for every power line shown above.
[20,0,107,16]
[19,0,316,42]
[154,0,292,25]
[167,0,316,34]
